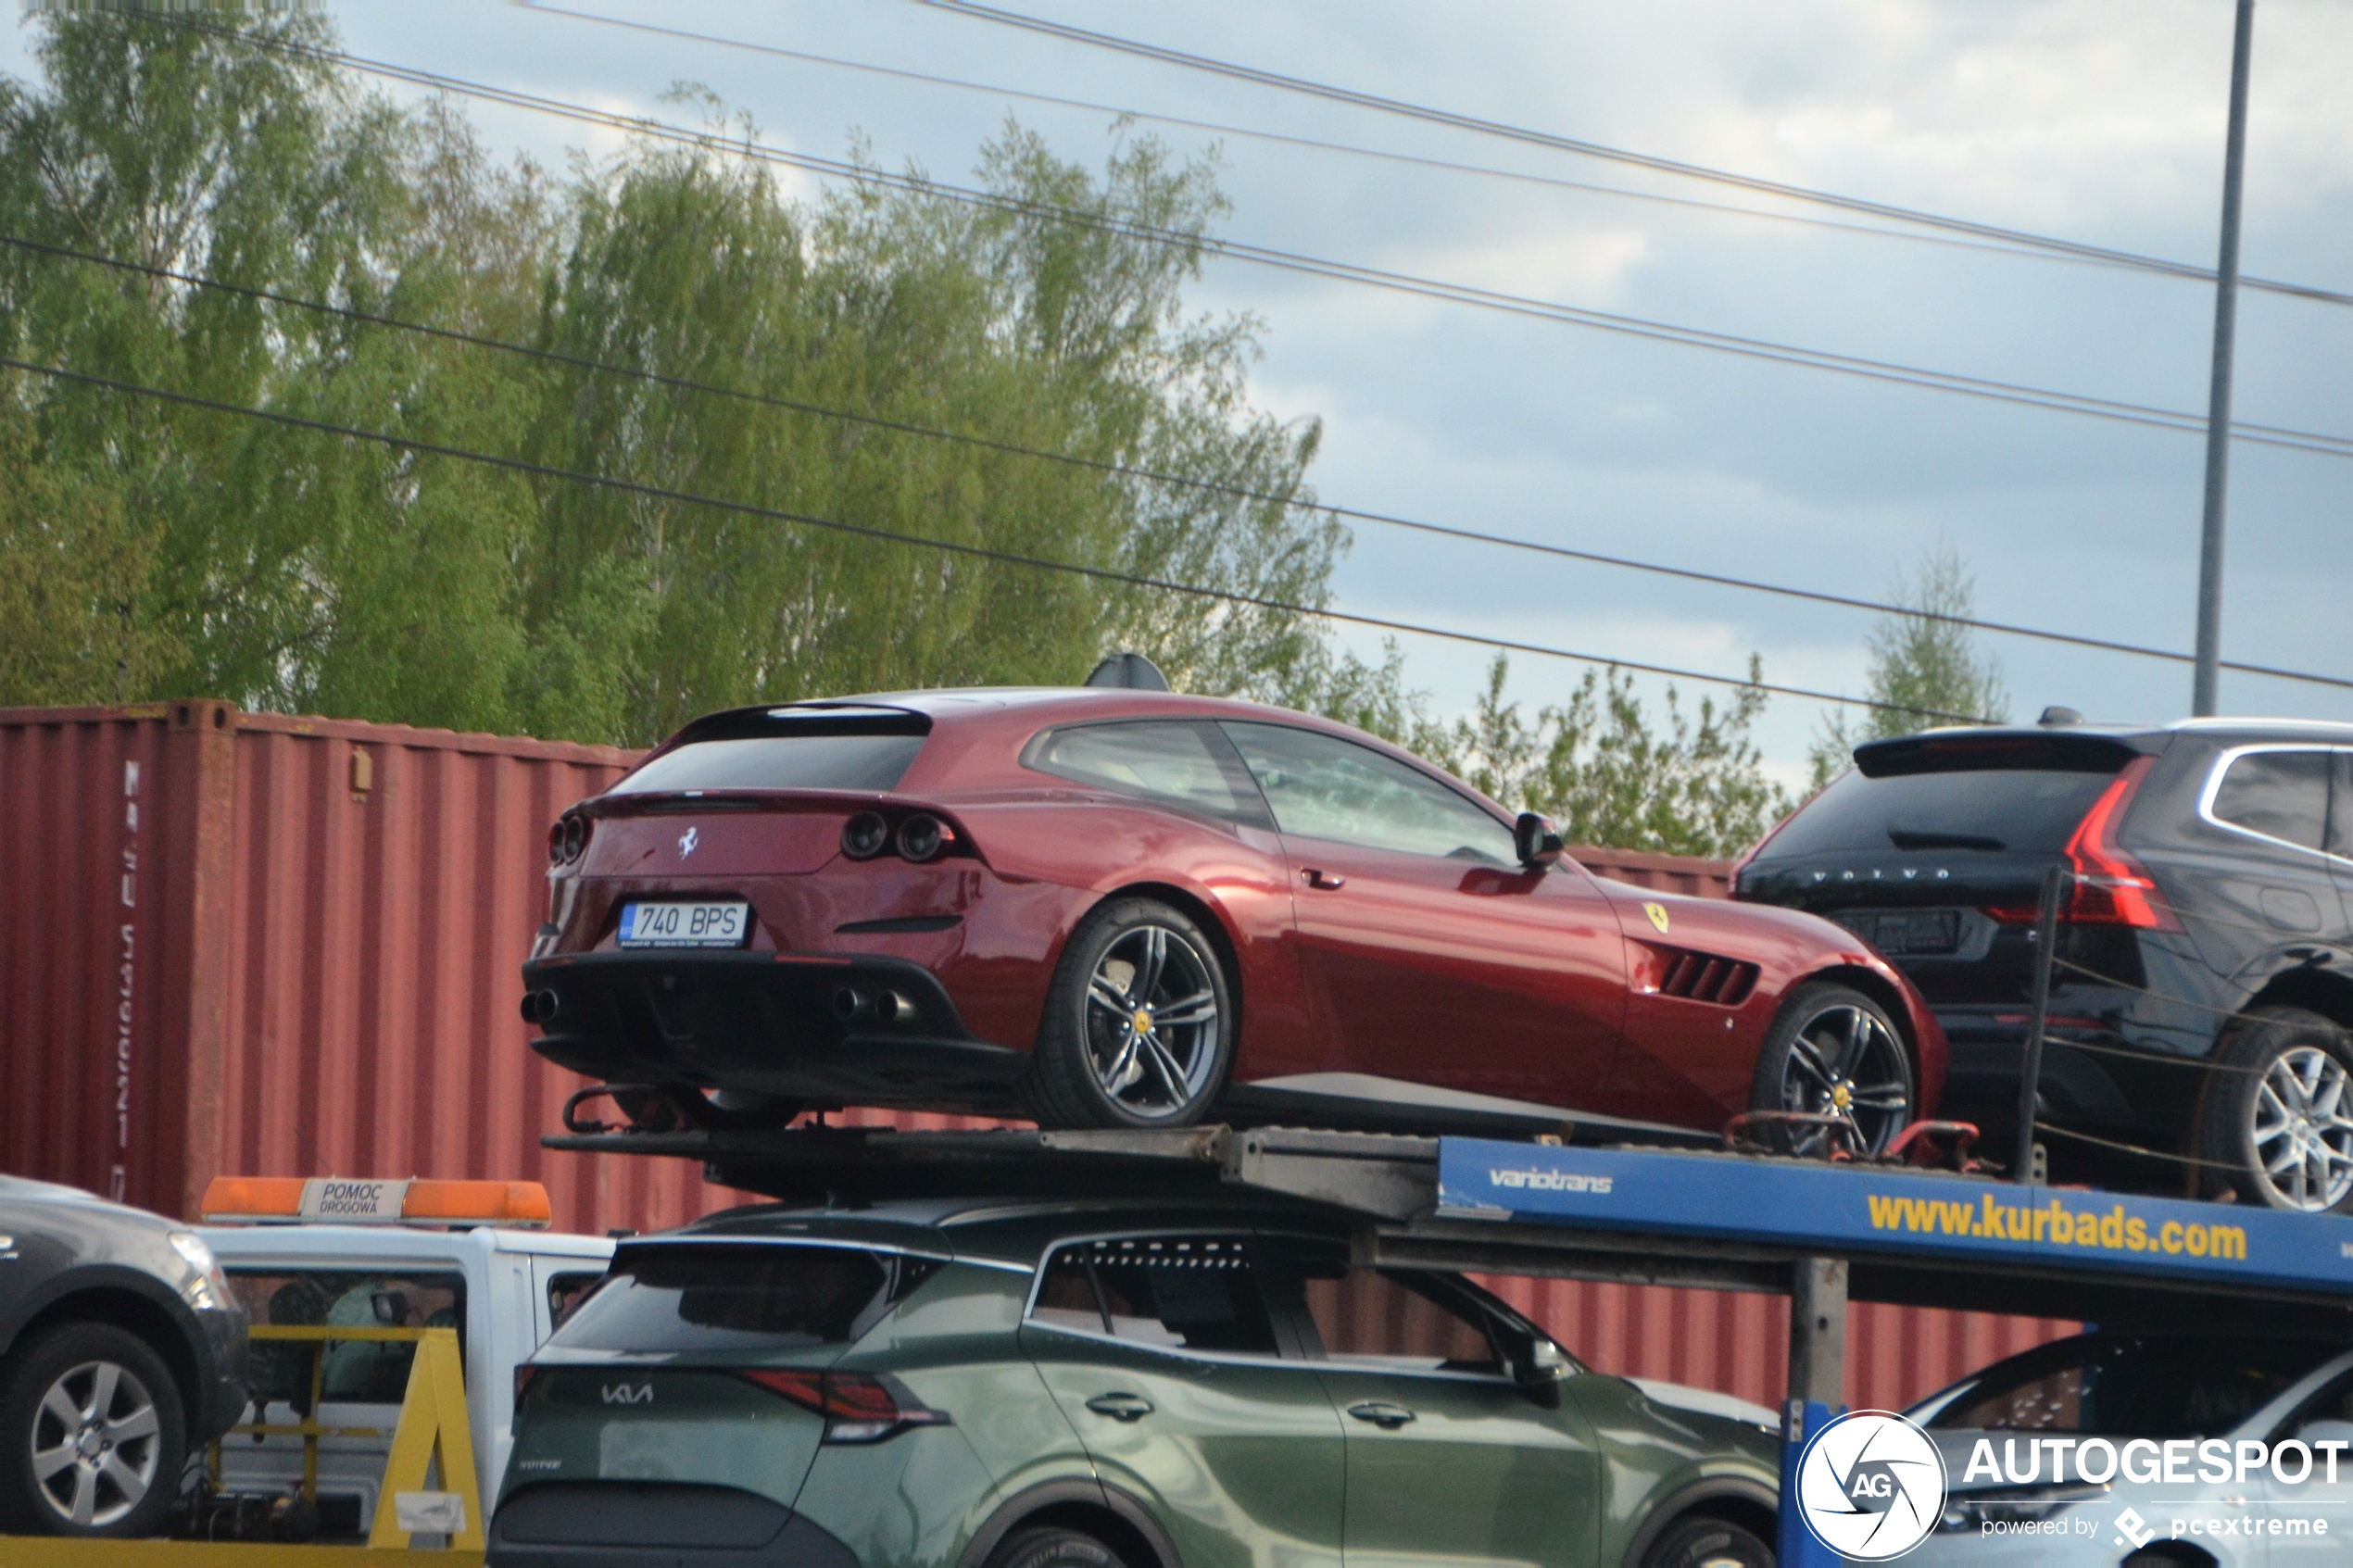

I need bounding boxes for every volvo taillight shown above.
[2060,757,2178,930]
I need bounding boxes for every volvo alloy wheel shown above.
[2247,1045,2353,1211]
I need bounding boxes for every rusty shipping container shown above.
[0,699,756,1235]
[0,703,2064,1412]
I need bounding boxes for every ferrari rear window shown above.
[612,707,931,797]
[613,734,925,795]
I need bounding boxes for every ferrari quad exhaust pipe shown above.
[832,987,917,1026]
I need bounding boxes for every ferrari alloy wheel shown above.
[2199,1007,2353,1213]
[1751,982,1914,1157]
[1030,897,1234,1129]
[1,1324,184,1538]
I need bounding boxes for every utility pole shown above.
[2192,0,2256,718]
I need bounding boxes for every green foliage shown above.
[0,15,1343,745]
[1807,540,2010,789]
[0,387,177,704]
[0,13,1795,862]
[1327,647,1792,859]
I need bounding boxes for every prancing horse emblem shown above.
[1643,902,1670,934]
[678,826,699,859]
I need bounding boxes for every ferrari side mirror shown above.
[1514,811,1564,869]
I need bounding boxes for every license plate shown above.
[617,900,749,948]
[1838,909,1960,957]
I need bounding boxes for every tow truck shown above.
[541,1114,2353,1567]
[194,1176,614,1538]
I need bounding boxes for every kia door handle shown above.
[1302,868,1346,890]
[1346,1400,1416,1430]
[1085,1393,1154,1423]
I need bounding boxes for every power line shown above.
[916,0,2352,307]
[521,3,2334,301]
[0,351,1995,723]
[147,17,2353,463]
[14,229,2350,694]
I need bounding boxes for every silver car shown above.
[1903,1331,2353,1565]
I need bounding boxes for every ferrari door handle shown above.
[1085,1393,1154,1423]
[1346,1400,1416,1430]
[1302,868,1346,890]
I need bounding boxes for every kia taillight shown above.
[735,1369,948,1443]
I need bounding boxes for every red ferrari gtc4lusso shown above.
[522,685,1945,1141]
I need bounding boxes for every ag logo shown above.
[1643,902,1670,934]
[601,1383,655,1406]
[1794,1410,1946,1561]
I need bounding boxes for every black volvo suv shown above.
[1733,717,2353,1212]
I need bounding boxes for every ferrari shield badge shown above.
[1643,902,1670,934]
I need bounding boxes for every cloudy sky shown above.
[14,1,2347,785]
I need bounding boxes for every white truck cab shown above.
[195,1176,614,1534]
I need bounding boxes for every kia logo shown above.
[677,827,698,859]
[602,1384,655,1406]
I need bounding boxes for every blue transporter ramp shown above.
[1434,1140,2353,1299]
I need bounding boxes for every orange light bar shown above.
[199,1175,307,1221]
[198,1175,552,1228]
[403,1180,553,1227]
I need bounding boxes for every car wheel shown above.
[1029,897,1234,1130]
[987,1525,1130,1568]
[1750,982,1915,1157]
[0,1322,187,1537]
[2196,1006,2353,1212]
[1641,1515,1774,1568]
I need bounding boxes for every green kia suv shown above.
[489,1197,1780,1568]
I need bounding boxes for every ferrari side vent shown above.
[1652,946,1760,1007]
